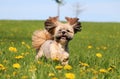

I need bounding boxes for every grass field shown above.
[0,20,120,79]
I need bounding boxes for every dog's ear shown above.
[45,16,58,34]
[65,17,82,33]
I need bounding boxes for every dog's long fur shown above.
[32,16,82,65]
[32,30,53,50]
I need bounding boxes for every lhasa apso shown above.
[32,16,82,65]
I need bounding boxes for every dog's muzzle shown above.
[56,35,72,41]
[55,30,73,41]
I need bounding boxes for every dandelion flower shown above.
[99,69,107,73]
[48,73,55,77]
[21,52,29,56]
[96,53,102,58]
[107,67,112,71]
[13,63,21,69]
[65,73,75,79]
[21,76,28,79]
[9,47,17,52]
[52,57,59,61]
[88,45,92,49]
[15,55,24,59]
[64,64,72,70]
[107,65,116,72]
[0,64,6,70]
[21,41,25,45]
[55,65,63,70]
[79,61,89,67]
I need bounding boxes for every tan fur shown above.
[32,30,52,49]
[36,40,69,65]
[32,16,82,65]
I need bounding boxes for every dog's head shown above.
[45,16,82,43]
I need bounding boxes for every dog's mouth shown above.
[56,35,67,40]
[56,35,72,41]
[61,35,67,40]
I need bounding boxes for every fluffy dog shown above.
[32,16,82,65]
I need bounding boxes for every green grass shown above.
[0,20,120,79]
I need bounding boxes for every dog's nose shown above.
[62,31,66,34]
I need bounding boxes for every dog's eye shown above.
[59,29,62,31]
[67,30,70,32]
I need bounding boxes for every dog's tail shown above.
[32,30,52,50]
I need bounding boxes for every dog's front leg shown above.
[50,44,61,60]
[61,52,69,65]
[35,48,43,60]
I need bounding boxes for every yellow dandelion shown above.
[52,57,59,61]
[65,73,75,79]
[88,45,92,49]
[48,73,55,77]
[108,67,112,71]
[21,41,25,45]
[21,76,28,79]
[64,64,72,70]
[0,64,6,70]
[15,55,24,59]
[13,63,21,69]
[25,52,30,55]
[99,69,107,73]
[55,65,63,70]
[9,47,17,52]
[79,61,89,67]
[21,52,29,56]
[96,53,102,58]
[107,65,116,72]
[103,47,107,50]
